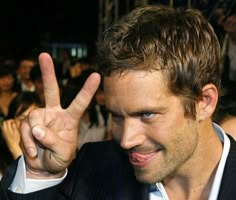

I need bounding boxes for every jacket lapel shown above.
[217,135,236,200]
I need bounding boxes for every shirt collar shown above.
[208,123,230,200]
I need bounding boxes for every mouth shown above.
[128,150,160,168]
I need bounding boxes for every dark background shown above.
[0,0,99,59]
[0,0,231,60]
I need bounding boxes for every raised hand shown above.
[20,52,101,178]
[1,119,22,159]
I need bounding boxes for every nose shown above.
[120,118,146,150]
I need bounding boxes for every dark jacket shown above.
[1,137,236,200]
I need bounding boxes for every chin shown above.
[134,170,161,184]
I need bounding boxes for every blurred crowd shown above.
[0,54,112,178]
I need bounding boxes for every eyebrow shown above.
[107,106,167,117]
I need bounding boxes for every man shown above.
[220,14,236,85]
[1,5,236,200]
[30,65,45,106]
[212,0,236,86]
[15,57,36,92]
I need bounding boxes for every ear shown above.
[197,84,218,121]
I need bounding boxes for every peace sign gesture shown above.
[20,53,101,178]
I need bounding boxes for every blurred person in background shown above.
[30,65,45,106]
[0,67,18,119]
[214,85,236,140]
[15,57,36,92]
[220,14,236,85]
[94,79,112,140]
[61,68,111,149]
[0,92,41,176]
[1,92,41,158]
[209,0,236,87]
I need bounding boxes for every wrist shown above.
[26,166,66,179]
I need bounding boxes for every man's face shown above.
[18,60,35,80]
[223,15,236,33]
[104,70,200,184]
[224,15,236,41]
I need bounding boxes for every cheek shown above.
[7,79,14,85]
[149,113,188,146]
[170,119,199,152]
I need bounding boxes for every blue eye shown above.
[142,112,154,119]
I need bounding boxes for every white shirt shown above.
[10,123,230,200]
[21,82,35,92]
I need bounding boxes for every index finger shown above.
[38,52,60,108]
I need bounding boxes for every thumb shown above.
[32,125,61,150]
[32,125,46,140]
[21,124,56,158]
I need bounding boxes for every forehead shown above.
[0,74,13,79]
[104,70,167,90]
[20,60,34,67]
[103,70,171,110]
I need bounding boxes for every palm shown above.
[21,53,101,176]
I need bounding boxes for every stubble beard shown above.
[133,136,198,184]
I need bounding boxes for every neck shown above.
[22,79,33,86]
[163,122,223,200]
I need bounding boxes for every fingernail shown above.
[32,126,45,140]
[28,147,37,157]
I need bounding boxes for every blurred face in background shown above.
[223,15,236,41]
[17,60,35,81]
[1,103,39,160]
[0,74,15,92]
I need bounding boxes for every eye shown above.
[142,112,154,119]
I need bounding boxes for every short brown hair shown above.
[97,5,221,119]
